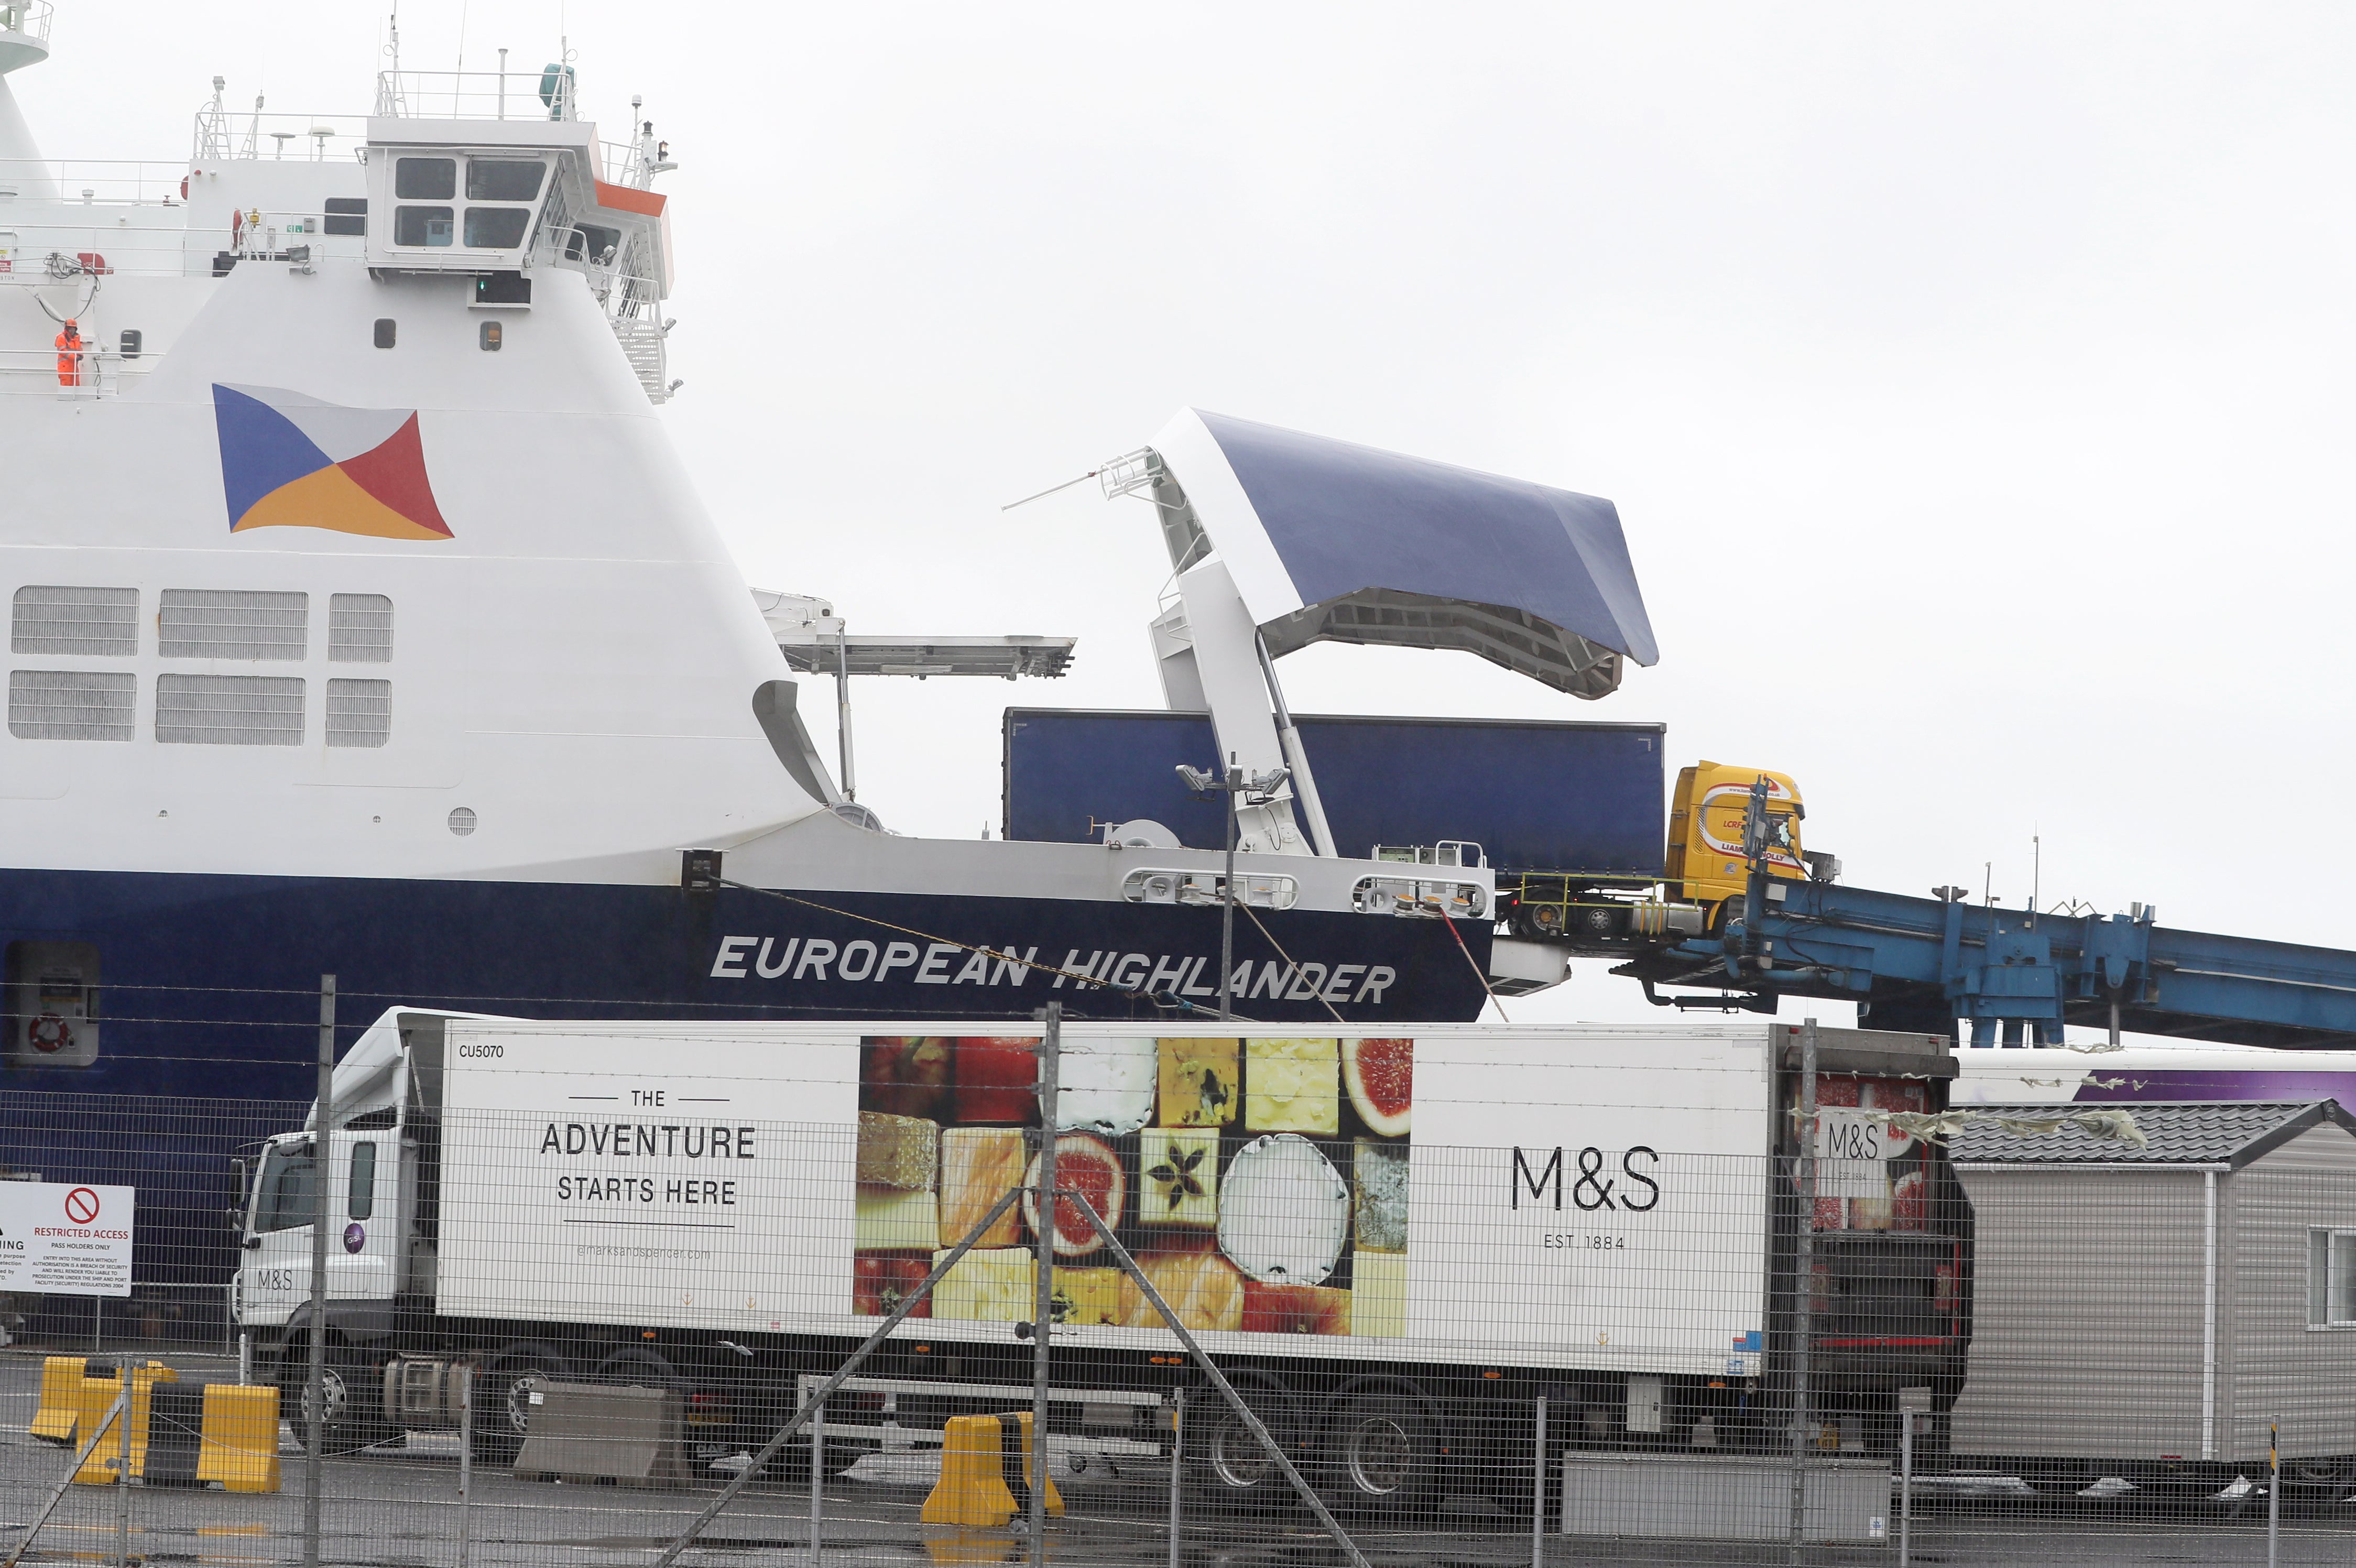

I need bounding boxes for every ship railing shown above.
[1352,872,1491,921]
[1122,867,1302,911]
[596,137,674,190]
[188,112,372,165]
[0,159,200,205]
[376,67,581,123]
[0,1,53,45]
[0,347,148,398]
[0,231,217,281]
[0,221,359,282]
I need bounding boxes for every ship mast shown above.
[0,1,57,200]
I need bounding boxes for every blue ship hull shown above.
[0,868,1490,1289]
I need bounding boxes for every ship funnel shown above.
[0,2,56,200]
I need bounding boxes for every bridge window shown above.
[394,157,455,200]
[462,206,530,249]
[394,206,453,247]
[466,159,544,201]
[565,224,621,264]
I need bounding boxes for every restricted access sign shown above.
[0,1182,133,1296]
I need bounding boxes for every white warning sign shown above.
[0,1182,134,1296]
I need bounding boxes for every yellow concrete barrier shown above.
[195,1383,281,1494]
[920,1414,1020,1527]
[70,1362,176,1485]
[29,1355,84,1444]
[1000,1410,1063,1518]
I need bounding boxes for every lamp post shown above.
[1176,756,1289,1021]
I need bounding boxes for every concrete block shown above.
[1561,1452,1890,1542]
[194,1383,281,1494]
[513,1381,692,1487]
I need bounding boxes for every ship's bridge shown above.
[0,58,678,401]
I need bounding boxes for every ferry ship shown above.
[0,8,1656,1113]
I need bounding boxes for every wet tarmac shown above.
[6,1352,2354,1567]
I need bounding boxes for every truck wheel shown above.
[1186,1377,1303,1516]
[280,1341,391,1456]
[2282,1455,2356,1512]
[1319,1394,1442,1521]
[2020,1458,2093,1497]
[473,1347,571,1468]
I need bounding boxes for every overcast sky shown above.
[20,3,2354,1035]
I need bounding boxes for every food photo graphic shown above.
[853,1035,1414,1337]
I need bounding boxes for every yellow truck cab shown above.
[1665,761,1808,916]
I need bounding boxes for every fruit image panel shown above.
[1239,1281,1352,1336]
[1218,1133,1349,1286]
[954,1036,1040,1123]
[931,1247,1035,1322]
[1116,1244,1244,1332]
[939,1126,1028,1248]
[860,1037,951,1118]
[1056,1033,1157,1135]
[1352,1249,1408,1337]
[1353,1137,1409,1253]
[1157,1037,1239,1127]
[1021,1133,1126,1257]
[1050,1266,1122,1326]
[855,1185,941,1251]
[855,1110,939,1190]
[1139,1127,1218,1229]
[1242,1037,1339,1134]
[853,1254,933,1317]
[1343,1037,1412,1137]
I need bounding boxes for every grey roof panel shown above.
[1947,1101,2352,1166]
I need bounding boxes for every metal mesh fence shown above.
[4,1014,2356,1566]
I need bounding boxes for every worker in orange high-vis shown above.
[54,319,83,388]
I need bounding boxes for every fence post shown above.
[2267,1417,2279,1568]
[809,1394,825,1566]
[1531,1395,1547,1568]
[1166,1388,1183,1568]
[113,1371,131,1568]
[1897,1410,1912,1568]
[304,974,334,1568]
[1788,1016,1819,1565]
[456,1366,473,1568]
[1029,1003,1062,1567]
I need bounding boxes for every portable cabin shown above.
[1946,1100,2356,1496]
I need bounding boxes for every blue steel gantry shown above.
[1618,880,2356,1050]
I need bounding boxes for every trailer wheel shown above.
[1319,1394,1443,1521]
[472,1346,572,1467]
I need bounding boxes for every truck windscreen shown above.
[254,1140,317,1233]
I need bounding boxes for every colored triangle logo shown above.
[213,384,454,540]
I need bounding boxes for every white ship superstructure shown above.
[0,9,1659,1112]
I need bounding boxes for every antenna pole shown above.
[1219,751,1237,1021]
